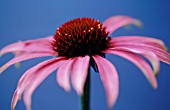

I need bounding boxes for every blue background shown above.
[0,0,170,110]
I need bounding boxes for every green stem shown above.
[81,67,90,110]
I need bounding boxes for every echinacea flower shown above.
[0,15,170,110]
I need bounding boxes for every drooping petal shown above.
[144,53,160,76]
[93,55,119,107]
[0,41,25,56]
[23,59,65,110]
[102,16,142,34]
[11,57,66,110]
[111,43,170,65]
[125,49,160,75]
[11,90,20,110]
[108,43,160,75]
[0,52,55,73]
[21,36,54,54]
[56,58,75,91]
[104,49,157,89]
[0,36,54,56]
[111,36,166,50]
[71,56,90,95]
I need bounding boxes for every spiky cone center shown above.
[52,17,111,58]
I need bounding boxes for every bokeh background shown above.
[0,0,170,110]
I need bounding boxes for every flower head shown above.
[0,15,170,110]
[53,18,110,58]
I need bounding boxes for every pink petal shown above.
[144,54,160,76]
[23,59,65,110]
[0,41,25,56]
[56,58,75,91]
[111,43,170,65]
[111,36,166,50]
[102,16,142,34]
[0,52,55,73]
[126,49,160,75]
[11,57,66,110]
[93,55,119,107]
[71,56,90,95]
[11,90,20,110]
[0,36,54,56]
[108,43,160,75]
[104,49,157,89]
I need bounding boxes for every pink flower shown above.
[0,15,170,110]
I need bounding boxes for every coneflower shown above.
[0,15,170,110]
